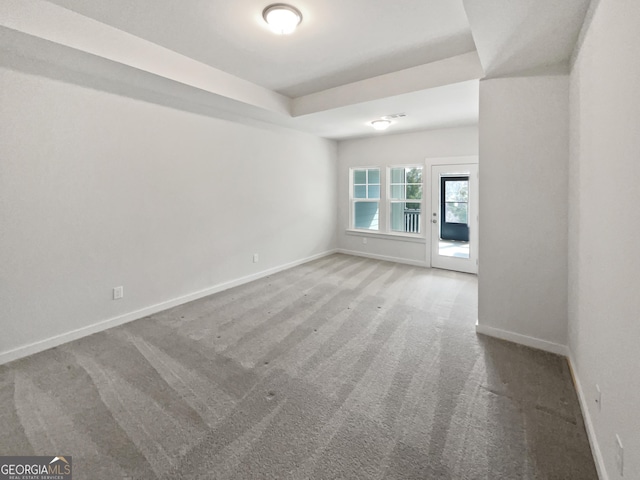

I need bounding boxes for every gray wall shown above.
[478,75,570,351]
[337,126,478,266]
[569,0,640,476]
[0,66,338,362]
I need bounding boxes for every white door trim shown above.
[424,156,479,272]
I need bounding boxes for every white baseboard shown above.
[475,322,569,357]
[567,353,609,480]
[336,249,428,268]
[0,249,337,366]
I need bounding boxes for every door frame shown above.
[425,156,479,273]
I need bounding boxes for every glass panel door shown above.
[439,176,470,259]
[430,164,478,274]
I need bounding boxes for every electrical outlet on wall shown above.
[113,286,124,300]
[253,253,259,263]
[362,237,367,245]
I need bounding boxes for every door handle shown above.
[432,219,437,224]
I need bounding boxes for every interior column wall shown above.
[477,75,569,351]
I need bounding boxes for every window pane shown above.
[445,181,468,202]
[354,202,379,230]
[368,185,380,199]
[390,168,404,183]
[390,185,404,199]
[368,169,380,184]
[353,170,366,184]
[406,185,422,200]
[391,202,421,233]
[354,185,366,198]
[445,203,468,223]
[390,203,404,231]
[406,167,422,184]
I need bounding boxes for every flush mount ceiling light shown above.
[371,119,392,131]
[370,113,406,131]
[263,4,303,35]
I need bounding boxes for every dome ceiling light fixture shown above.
[371,119,392,131]
[262,4,303,35]
[370,113,407,131]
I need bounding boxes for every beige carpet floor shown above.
[0,254,597,479]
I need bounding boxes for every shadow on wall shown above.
[477,335,597,479]
[0,31,289,134]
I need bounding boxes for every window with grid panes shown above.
[351,168,380,231]
[389,166,423,234]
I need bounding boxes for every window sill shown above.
[345,229,426,243]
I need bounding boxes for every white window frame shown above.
[347,165,426,240]
[387,165,425,236]
[350,167,381,231]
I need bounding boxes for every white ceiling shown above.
[293,80,480,139]
[46,0,476,97]
[463,0,591,77]
[2,0,592,140]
